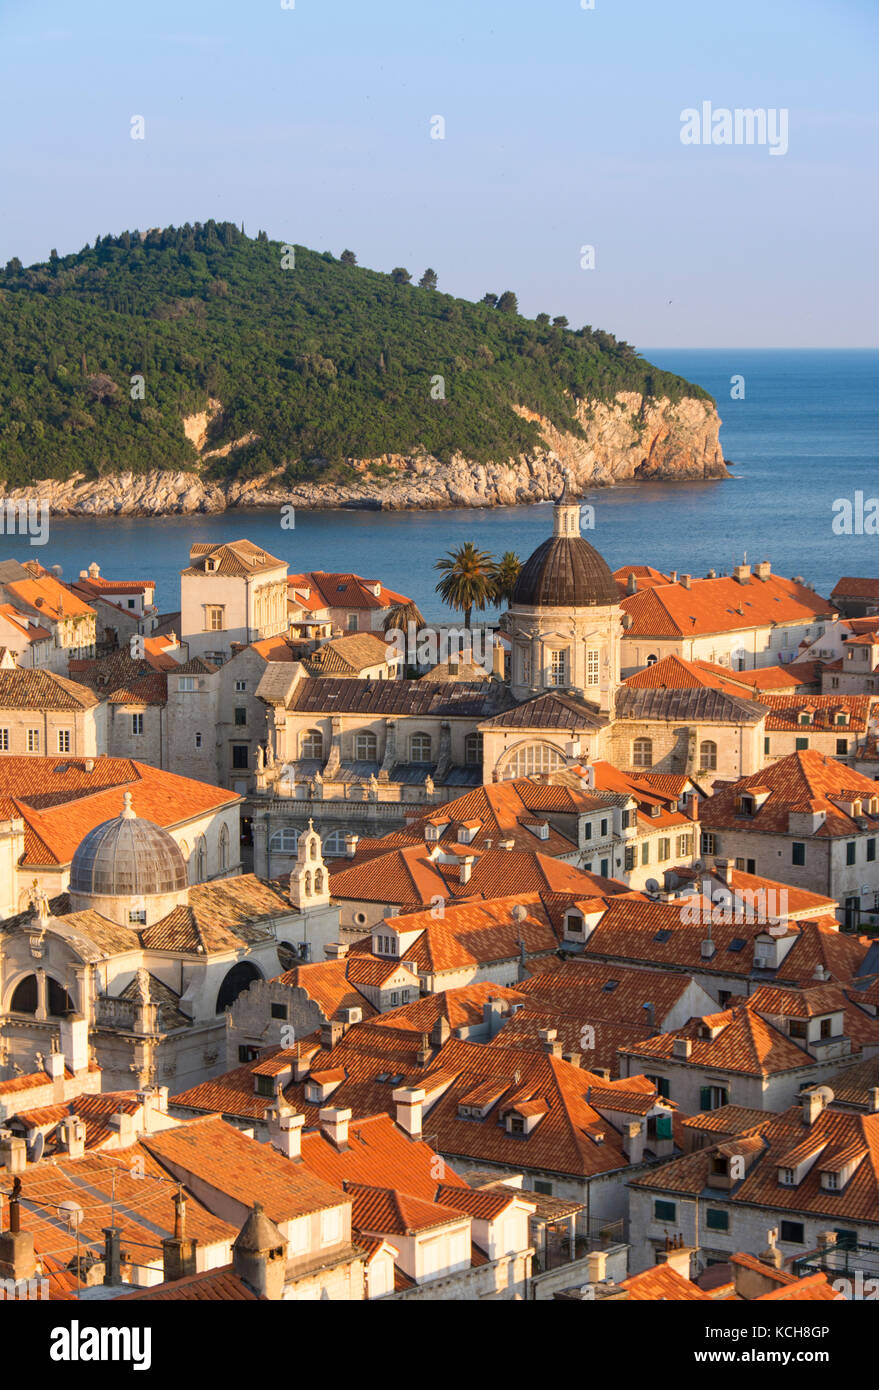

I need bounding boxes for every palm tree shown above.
[434,543,495,628]
[491,551,521,605]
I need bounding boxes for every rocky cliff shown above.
[0,391,726,517]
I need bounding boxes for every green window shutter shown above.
[700,1087,712,1110]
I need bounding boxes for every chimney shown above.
[162,1192,198,1282]
[715,857,734,886]
[622,1120,645,1164]
[586,1249,608,1282]
[492,638,505,678]
[59,1113,86,1159]
[0,1137,27,1174]
[319,1107,351,1150]
[626,574,638,595]
[320,1020,344,1051]
[393,1086,425,1140]
[680,574,691,590]
[755,561,772,581]
[416,1031,432,1067]
[267,1088,304,1160]
[459,855,475,884]
[232,1203,286,1301]
[102,1226,122,1287]
[48,1048,66,1103]
[482,997,507,1040]
[669,571,678,583]
[0,1179,37,1284]
[672,1038,692,1060]
[759,1227,783,1270]
[292,1055,311,1082]
[84,758,95,773]
[344,834,359,858]
[324,941,349,961]
[868,1088,879,1114]
[60,1014,89,1076]
[538,1027,562,1057]
[429,1016,451,1049]
[701,934,716,960]
[733,563,751,585]
[802,1089,827,1126]
[687,794,700,822]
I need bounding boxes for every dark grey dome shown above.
[512,536,620,608]
[69,793,187,898]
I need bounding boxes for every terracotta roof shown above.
[681,1105,769,1136]
[0,668,98,710]
[621,1005,815,1076]
[700,749,879,836]
[346,1184,467,1236]
[621,572,834,638]
[276,959,379,1022]
[760,693,872,732]
[353,895,561,974]
[621,1263,711,1300]
[118,1267,261,1301]
[4,575,95,623]
[303,632,396,676]
[300,1112,469,1200]
[184,540,285,577]
[288,571,412,611]
[141,1115,346,1224]
[139,876,285,954]
[831,579,879,601]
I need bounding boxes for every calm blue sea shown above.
[15,349,879,619]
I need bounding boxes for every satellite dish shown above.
[58,1199,83,1229]
[27,1130,44,1163]
[645,879,660,894]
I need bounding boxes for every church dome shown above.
[511,471,620,609]
[69,792,187,898]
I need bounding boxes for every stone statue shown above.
[424,774,435,798]
[133,968,152,1004]
[266,739,275,768]
[256,744,265,772]
[368,773,379,800]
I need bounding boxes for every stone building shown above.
[0,668,106,758]
[181,539,289,663]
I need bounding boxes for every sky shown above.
[0,0,876,347]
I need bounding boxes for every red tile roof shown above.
[700,749,879,837]
[621,573,835,639]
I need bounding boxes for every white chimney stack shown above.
[320,1107,351,1149]
[60,1015,89,1076]
[392,1086,425,1140]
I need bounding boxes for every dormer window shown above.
[508,1115,525,1135]
[798,713,812,726]
[821,1171,839,1191]
[779,1166,795,1186]
[737,795,755,817]
[788,1019,807,1040]
[564,912,585,937]
[255,1075,275,1098]
[205,557,217,572]
[836,713,849,726]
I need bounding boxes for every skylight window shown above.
[654,929,672,943]
[729,938,746,952]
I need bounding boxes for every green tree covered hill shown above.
[0,221,712,488]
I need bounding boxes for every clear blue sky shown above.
[1,0,876,346]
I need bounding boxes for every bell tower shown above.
[553,470,582,538]
[289,820,330,910]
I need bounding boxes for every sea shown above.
[13,349,878,620]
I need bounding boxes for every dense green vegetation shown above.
[0,221,712,488]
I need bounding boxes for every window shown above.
[795,737,809,751]
[205,606,225,632]
[219,824,229,872]
[508,1115,525,1134]
[499,742,565,780]
[238,1045,260,1064]
[549,649,568,686]
[641,842,650,866]
[127,598,136,609]
[288,1216,308,1255]
[270,827,300,853]
[26,728,40,752]
[700,740,717,771]
[234,707,247,726]
[179,677,196,692]
[533,1180,553,1196]
[654,1200,676,1223]
[869,839,876,863]
[831,677,839,689]
[255,1074,275,1098]
[0,729,8,751]
[299,729,323,759]
[657,838,671,862]
[583,821,593,842]
[131,714,143,736]
[701,833,716,855]
[706,1209,729,1232]
[646,1075,671,1099]
[195,732,202,749]
[779,1220,804,1245]
[792,842,806,866]
[677,834,693,857]
[847,841,857,866]
[600,859,609,877]
[235,680,247,692]
[700,1085,729,1111]
[271,1003,287,1020]
[586,649,599,685]
[128,909,147,924]
[624,847,636,871]
[355,731,378,761]
[320,1207,341,1245]
[788,1019,807,1040]
[347,613,359,631]
[464,732,483,766]
[600,819,608,837]
[835,1228,857,1252]
[232,744,249,769]
[410,733,432,764]
[820,1017,833,1040]
[837,739,849,755]
[633,738,653,768]
[764,736,770,755]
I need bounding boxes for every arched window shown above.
[215,962,262,1014]
[321,830,347,857]
[499,742,566,781]
[355,731,378,761]
[309,836,318,860]
[699,740,717,771]
[195,837,207,883]
[647,654,658,666]
[48,977,75,1017]
[303,871,312,896]
[464,732,483,767]
[10,974,37,1014]
[270,826,300,853]
[633,738,653,769]
[410,733,432,764]
[301,729,323,759]
[219,824,230,872]
[315,868,325,892]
